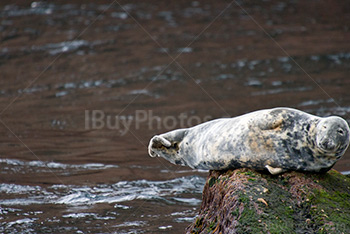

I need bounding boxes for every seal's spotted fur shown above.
[148,108,350,174]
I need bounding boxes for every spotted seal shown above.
[148,107,350,174]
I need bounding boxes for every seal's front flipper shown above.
[265,165,285,175]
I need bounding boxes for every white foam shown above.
[0,176,205,207]
[159,225,172,230]
[6,218,38,227]
[0,158,119,172]
[0,184,40,194]
[114,221,147,228]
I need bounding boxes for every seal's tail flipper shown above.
[148,129,188,158]
[148,135,171,157]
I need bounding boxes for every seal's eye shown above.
[337,129,344,135]
[323,125,327,129]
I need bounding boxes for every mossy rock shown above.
[186,168,350,234]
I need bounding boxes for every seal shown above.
[148,107,350,174]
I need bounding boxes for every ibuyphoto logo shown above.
[85,110,213,135]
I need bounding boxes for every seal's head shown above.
[316,116,350,158]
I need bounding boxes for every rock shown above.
[186,168,350,234]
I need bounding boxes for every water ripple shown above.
[0,176,205,206]
[0,158,119,175]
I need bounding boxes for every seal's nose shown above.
[321,139,336,151]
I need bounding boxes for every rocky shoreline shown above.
[186,168,350,234]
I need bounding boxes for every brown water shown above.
[1,0,350,233]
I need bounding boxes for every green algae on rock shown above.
[186,169,350,234]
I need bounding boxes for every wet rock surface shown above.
[187,169,350,234]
